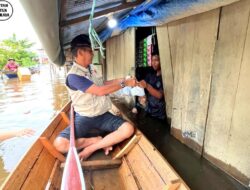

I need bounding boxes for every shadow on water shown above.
[115,101,248,190]
[0,65,69,185]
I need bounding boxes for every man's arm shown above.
[86,78,136,96]
[104,78,124,85]
[0,129,35,141]
[67,74,136,96]
[138,80,163,99]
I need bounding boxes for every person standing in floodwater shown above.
[136,53,166,120]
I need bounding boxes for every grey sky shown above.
[0,0,42,48]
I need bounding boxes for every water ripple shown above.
[0,65,69,184]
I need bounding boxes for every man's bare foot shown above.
[76,136,102,149]
[131,107,138,114]
[79,147,94,161]
[87,136,102,145]
[103,146,113,155]
[78,145,113,160]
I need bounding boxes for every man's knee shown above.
[53,137,69,153]
[120,122,134,138]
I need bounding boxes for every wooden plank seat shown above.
[61,159,122,170]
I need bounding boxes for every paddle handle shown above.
[70,106,75,147]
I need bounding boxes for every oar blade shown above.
[61,147,86,190]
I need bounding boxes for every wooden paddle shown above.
[61,106,86,190]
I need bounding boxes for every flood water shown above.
[0,64,69,185]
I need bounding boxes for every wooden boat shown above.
[2,71,18,79]
[17,67,31,81]
[0,102,190,190]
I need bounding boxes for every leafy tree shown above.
[0,34,38,69]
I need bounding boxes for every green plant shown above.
[0,34,38,69]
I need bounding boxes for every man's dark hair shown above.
[71,34,91,57]
[8,58,15,61]
[152,52,159,57]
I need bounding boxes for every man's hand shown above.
[125,78,136,87]
[137,80,147,89]
[17,128,35,137]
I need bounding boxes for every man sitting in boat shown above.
[3,58,19,72]
[54,34,135,160]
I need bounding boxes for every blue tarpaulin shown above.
[100,0,235,41]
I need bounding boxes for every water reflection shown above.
[0,64,69,185]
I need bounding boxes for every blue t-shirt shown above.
[144,72,166,120]
[66,74,93,92]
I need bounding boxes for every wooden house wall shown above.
[106,28,135,80]
[156,0,250,185]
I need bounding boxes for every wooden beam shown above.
[112,134,141,159]
[45,160,62,190]
[60,0,67,22]
[39,137,66,162]
[164,182,181,190]
[61,159,122,170]
[60,112,70,125]
[118,157,139,190]
[60,0,144,27]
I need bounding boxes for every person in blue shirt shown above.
[137,53,166,120]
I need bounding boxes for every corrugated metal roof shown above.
[62,8,132,48]
[20,0,143,65]
[65,0,123,20]
[20,0,239,65]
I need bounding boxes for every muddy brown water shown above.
[0,65,69,185]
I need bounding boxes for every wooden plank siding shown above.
[106,28,136,106]
[156,25,174,121]
[153,0,240,28]
[224,1,250,183]
[106,28,135,80]
[153,0,250,185]
[158,9,220,153]
[204,0,250,185]
[106,38,114,80]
